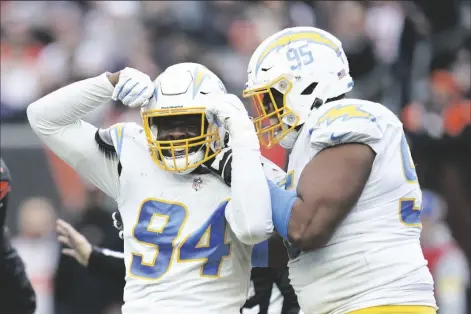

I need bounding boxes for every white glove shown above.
[112,67,154,108]
[205,94,259,149]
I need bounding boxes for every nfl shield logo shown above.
[192,177,203,191]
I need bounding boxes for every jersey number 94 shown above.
[130,199,231,280]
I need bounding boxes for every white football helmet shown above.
[243,27,354,149]
[141,63,228,174]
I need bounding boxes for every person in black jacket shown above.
[0,158,36,314]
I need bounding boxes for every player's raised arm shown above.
[27,68,154,199]
[206,95,274,245]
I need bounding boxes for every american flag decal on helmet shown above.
[337,69,346,79]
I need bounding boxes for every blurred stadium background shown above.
[0,1,470,314]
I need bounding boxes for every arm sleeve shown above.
[27,73,120,199]
[225,128,274,245]
[87,246,125,279]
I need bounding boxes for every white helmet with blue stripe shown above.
[141,63,227,174]
[243,27,354,149]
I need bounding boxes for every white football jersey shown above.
[286,99,437,314]
[107,122,284,314]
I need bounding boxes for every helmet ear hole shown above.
[301,82,318,95]
[311,98,324,110]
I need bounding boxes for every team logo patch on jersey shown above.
[316,104,376,126]
[192,177,204,191]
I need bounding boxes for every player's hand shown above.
[56,219,92,267]
[111,67,154,108]
[205,94,252,132]
[205,94,259,149]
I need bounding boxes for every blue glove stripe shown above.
[117,78,132,99]
[122,82,138,100]
[136,86,147,98]
[267,179,296,240]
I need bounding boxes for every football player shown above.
[240,26,437,314]
[27,63,279,314]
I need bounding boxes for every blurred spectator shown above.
[12,197,60,314]
[421,190,469,314]
[403,68,471,270]
[402,70,470,139]
[1,0,470,122]
[54,188,124,314]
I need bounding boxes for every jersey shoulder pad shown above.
[260,156,287,187]
[310,100,385,151]
[105,122,144,160]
